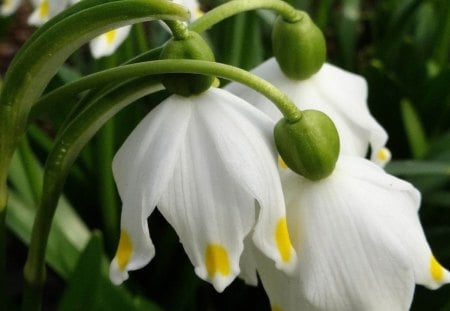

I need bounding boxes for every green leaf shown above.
[400,99,428,158]
[6,189,90,279]
[58,233,104,311]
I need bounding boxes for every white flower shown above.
[109,88,297,292]
[0,0,21,16]
[28,0,69,26]
[225,58,390,166]
[89,26,132,59]
[251,156,450,311]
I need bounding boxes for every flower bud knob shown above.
[160,31,215,96]
[274,110,340,180]
[272,12,326,80]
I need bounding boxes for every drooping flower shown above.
[225,58,390,166]
[250,156,450,311]
[109,88,297,292]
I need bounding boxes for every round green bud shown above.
[160,31,215,96]
[274,110,340,180]
[272,12,326,80]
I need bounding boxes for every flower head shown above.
[253,156,450,310]
[109,88,297,292]
[226,58,389,165]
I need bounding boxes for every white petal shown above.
[255,248,318,311]
[197,88,298,274]
[225,58,388,162]
[156,92,258,291]
[110,96,191,284]
[0,0,21,16]
[89,26,132,59]
[337,156,450,289]
[277,157,418,310]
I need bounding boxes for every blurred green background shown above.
[1,0,449,310]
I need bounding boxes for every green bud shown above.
[274,110,339,180]
[160,31,215,96]
[272,12,326,80]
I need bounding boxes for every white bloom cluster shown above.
[110,55,449,310]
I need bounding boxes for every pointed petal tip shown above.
[194,265,238,293]
[274,251,299,275]
[109,259,129,285]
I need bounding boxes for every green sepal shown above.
[274,110,339,180]
[160,31,215,96]
[272,11,326,80]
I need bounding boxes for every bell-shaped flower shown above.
[109,88,297,292]
[225,58,390,166]
[89,26,132,59]
[251,156,449,311]
[0,0,21,16]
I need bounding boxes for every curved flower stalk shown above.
[109,88,297,292]
[225,58,390,166]
[251,156,450,311]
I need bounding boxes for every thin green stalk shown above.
[96,119,119,249]
[190,0,302,33]
[35,60,302,122]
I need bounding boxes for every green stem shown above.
[96,119,119,250]
[35,60,302,122]
[190,0,302,33]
